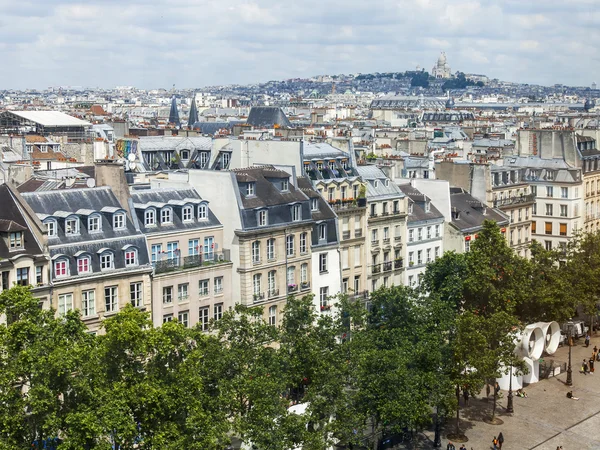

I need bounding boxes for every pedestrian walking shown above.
[492,436,499,450]
[462,387,469,406]
[585,333,590,347]
[581,359,589,375]
[498,432,504,449]
[594,345,598,354]
[590,355,595,373]
[446,442,455,450]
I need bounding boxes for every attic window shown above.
[282,179,289,192]
[88,214,102,233]
[9,232,23,250]
[198,204,208,220]
[385,179,390,187]
[65,217,80,236]
[145,208,156,226]
[374,180,379,188]
[246,183,255,196]
[161,207,173,224]
[311,198,319,211]
[45,220,57,237]
[180,150,190,160]
[113,212,126,230]
[182,206,193,222]
[425,201,430,213]
[408,203,414,214]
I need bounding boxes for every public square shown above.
[417,334,600,449]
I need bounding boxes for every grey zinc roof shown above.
[303,142,349,159]
[398,185,444,224]
[297,177,336,221]
[355,165,405,200]
[0,184,44,259]
[246,106,292,128]
[503,156,570,169]
[130,187,221,234]
[139,136,212,152]
[234,166,307,209]
[450,189,508,232]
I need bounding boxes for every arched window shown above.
[145,208,156,226]
[54,257,69,278]
[77,255,91,274]
[88,213,102,233]
[198,204,208,220]
[99,250,114,271]
[124,247,138,267]
[65,216,80,235]
[182,205,193,222]
[161,207,173,224]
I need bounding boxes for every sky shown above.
[2,0,599,90]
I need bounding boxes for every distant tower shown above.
[331,82,336,95]
[593,82,597,90]
[169,96,181,128]
[187,94,199,128]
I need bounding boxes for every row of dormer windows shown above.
[143,204,208,227]
[44,212,126,237]
[53,248,139,279]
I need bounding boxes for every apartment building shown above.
[0,183,51,308]
[22,187,153,333]
[577,135,600,233]
[398,184,444,287]
[130,188,233,329]
[356,165,407,291]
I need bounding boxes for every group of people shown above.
[580,343,600,375]
[492,432,504,449]
[445,442,468,450]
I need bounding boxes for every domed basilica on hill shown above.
[431,52,452,79]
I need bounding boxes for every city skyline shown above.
[1,0,599,90]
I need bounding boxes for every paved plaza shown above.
[416,334,600,450]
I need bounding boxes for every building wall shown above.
[405,222,444,286]
[584,168,600,233]
[311,244,341,314]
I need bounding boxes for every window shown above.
[180,149,190,160]
[77,256,91,274]
[198,204,208,220]
[287,266,296,286]
[545,240,552,251]
[532,221,537,234]
[408,203,414,214]
[9,232,23,250]
[418,228,423,241]
[286,235,295,256]
[253,274,262,296]
[465,240,470,252]
[435,224,440,237]
[370,204,377,216]
[82,290,95,317]
[546,204,553,216]
[561,187,568,199]
[435,247,440,259]
[246,183,255,196]
[354,245,361,266]
[268,270,276,293]
[269,305,277,326]
[282,179,289,191]
[214,276,223,294]
[58,293,73,316]
[409,231,414,247]
[15,267,28,286]
[54,259,68,277]
[178,283,189,301]
[203,237,214,260]
[560,223,567,236]
[88,215,102,233]
[409,251,414,264]
[267,238,275,260]
[426,248,431,263]
[214,304,223,321]
[320,287,329,308]
[162,314,173,324]
[328,188,335,201]
[161,207,173,224]
[383,227,389,240]
[189,239,199,256]
[319,224,327,240]
[382,202,388,215]
[299,233,307,254]
[354,275,360,292]
[341,186,347,199]
[65,217,79,235]
[299,263,307,283]
[546,186,553,198]
[560,205,568,217]
[113,213,125,230]
[199,279,209,296]
[178,311,189,327]
[166,242,179,260]
[145,209,156,226]
[104,286,118,313]
[130,282,142,307]
[426,227,431,240]
[532,203,537,215]
[342,248,349,269]
[545,222,553,235]
[371,229,378,243]
[319,253,328,273]
[36,266,43,284]
[311,198,318,211]
[182,206,193,222]
[151,244,162,263]
[252,241,261,263]
[408,275,414,286]
[258,210,268,226]
[292,204,302,221]
[125,249,138,267]
[163,286,173,304]
[45,220,57,237]
[417,250,422,265]
[100,252,114,270]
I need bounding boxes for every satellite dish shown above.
[127,153,136,162]
[86,178,96,188]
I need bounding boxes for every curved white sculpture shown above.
[522,357,539,384]
[496,365,523,391]
[530,321,561,355]
[516,325,545,360]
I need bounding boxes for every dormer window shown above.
[292,204,302,222]
[54,258,69,278]
[161,207,173,224]
[145,208,156,226]
[125,248,138,267]
[45,219,57,237]
[258,209,268,227]
[374,180,379,188]
[180,150,190,160]
[88,214,102,233]
[65,217,80,235]
[182,205,193,222]
[113,213,126,230]
[282,179,289,191]
[100,251,114,271]
[319,223,327,241]
[385,179,390,187]
[425,201,430,213]
[198,204,208,220]
[77,255,91,274]
[311,198,319,211]
[9,231,23,250]
[246,183,255,196]
[408,203,414,214]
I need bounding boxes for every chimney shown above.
[94,161,133,219]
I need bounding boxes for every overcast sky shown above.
[2,0,599,90]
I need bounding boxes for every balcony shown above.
[342,231,351,240]
[154,250,231,274]
[394,235,402,241]
[287,284,298,293]
[301,281,310,290]
[394,258,403,269]
[371,264,381,274]
[493,193,536,208]
[393,209,401,215]
[268,289,279,298]
[329,199,365,212]
[253,292,265,302]
[350,290,369,301]
[383,261,392,272]
[383,237,390,244]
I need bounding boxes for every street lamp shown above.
[433,406,441,448]
[506,366,514,414]
[566,328,573,386]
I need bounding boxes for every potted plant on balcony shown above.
[357,185,367,207]
[320,304,331,311]
[301,281,309,289]
[287,283,297,292]
[409,261,414,267]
